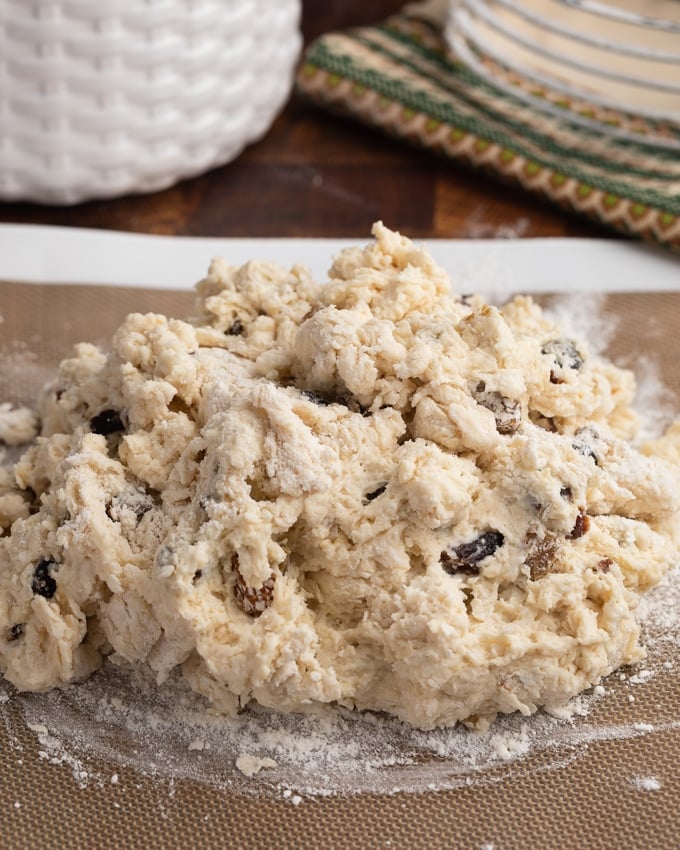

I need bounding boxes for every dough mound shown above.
[1,224,679,730]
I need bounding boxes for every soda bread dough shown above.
[1,224,679,730]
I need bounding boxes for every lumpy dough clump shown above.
[1,224,679,730]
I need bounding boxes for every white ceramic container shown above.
[0,0,302,203]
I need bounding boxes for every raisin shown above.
[364,484,387,503]
[597,558,612,573]
[472,382,520,434]
[301,388,368,414]
[232,553,275,617]
[541,339,583,382]
[560,486,573,501]
[90,409,125,436]
[32,559,57,599]
[226,319,244,336]
[8,623,24,641]
[568,508,590,539]
[441,530,505,576]
[525,532,559,581]
[192,570,203,584]
[301,390,331,406]
[572,427,601,465]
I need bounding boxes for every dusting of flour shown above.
[1,563,677,800]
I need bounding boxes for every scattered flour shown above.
[543,295,676,441]
[632,776,662,792]
[544,293,615,357]
[235,754,279,777]
[2,564,677,801]
[630,356,677,442]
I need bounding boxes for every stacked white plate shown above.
[446,0,680,149]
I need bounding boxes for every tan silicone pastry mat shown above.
[1,283,679,850]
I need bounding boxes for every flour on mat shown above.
[544,293,614,357]
[3,562,677,800]
[236,754,279,777]
[632,776,662,792]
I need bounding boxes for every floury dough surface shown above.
[1,225,679,730]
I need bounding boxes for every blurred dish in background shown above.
[0,0,301,204]
[446,0,680,149]
[297,2,680,248]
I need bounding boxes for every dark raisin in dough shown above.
[90,409,125,436]
[364,484,387,503]
[441,530,505,576]
[472,382,520,434]
[542,339,583,384]
[7,623,24,641]
[32,559,57,599]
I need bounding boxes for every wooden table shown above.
[0,1,609,241]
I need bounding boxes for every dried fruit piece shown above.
[472,382,521,434]
[31,558,57,599]
[226,319,244,336]
[541,339,583,384]
[568,508,590,539]
[597,558,612,573]
[364,484,387,503]
[301,388,368,415]
[89,409,125,436]
[301,389,331,406]
[232,553,275,617]
[7,623,24,641]
[441,530,505,576]
[525,531,559,581]
[572,427,601,465]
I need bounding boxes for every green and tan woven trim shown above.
[296,10,680,250]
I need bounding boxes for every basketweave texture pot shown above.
[0,0,302,204]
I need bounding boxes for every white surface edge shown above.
[0,224,678,294]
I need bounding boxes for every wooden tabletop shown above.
[0,1,611,241]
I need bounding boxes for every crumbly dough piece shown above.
[1,224,679,730]
[0,403,38,447]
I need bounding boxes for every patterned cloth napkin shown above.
[296,2,680,250]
